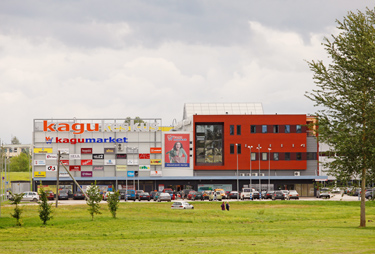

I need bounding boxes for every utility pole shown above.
[56,151,60,208]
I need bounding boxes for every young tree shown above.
[86,184,102,220]
[306,8,375,227]
[107,191,121,218]
[9,153,30,172]
[10,192,24,226]
[38,187,53,225]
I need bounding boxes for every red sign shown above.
[81,171,93,177]
[150,147,162,154]
[81,148,92,154]
[81,159,93,166]
[61,160,69,165]
[69,165,81,171]
[139,153,150,159]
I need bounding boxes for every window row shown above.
[230,124,305,135]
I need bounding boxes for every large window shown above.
[237,125,241,135]
[230,144,235,154]
[237,144,241,154]
[273,152,279,161]
[262,152,267,160]
[285,125,290,133]
[262,125,267,133]
[296,125,302,133]
[285,152,290,161]
[296,152,302,160]
[251,152,256,161]
[273,125,279,133]
[230,125,234,135]
[196,124,223,164]
[251,125,256,133]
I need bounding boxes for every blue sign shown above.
[127,171,135,177]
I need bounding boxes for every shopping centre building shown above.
[32,103,326,196]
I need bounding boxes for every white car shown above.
[288,190,299,200]
[171,201,194,209]
[21,191,39,202]
[280,190,289,200]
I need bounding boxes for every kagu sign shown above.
[43,120,159,134]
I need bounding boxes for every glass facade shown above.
[196,124,223,164]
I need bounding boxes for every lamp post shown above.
[268,148,271,191]
[247,146,253,189]
[256,145,261,193]
[236,143,239,200]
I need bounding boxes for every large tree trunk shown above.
[360,168,366,227]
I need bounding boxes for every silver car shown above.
[288,190,299,200]
[280,190,289,200]
[171,201,194,209]
[158,193,172,202]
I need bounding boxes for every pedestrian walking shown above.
[221,201,225,211]
[226,201,230,211]
[214,191,217,201]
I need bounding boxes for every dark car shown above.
[58,189,71,200]
[46,190,55,200]
[135,190,144,200]
[272,191,285,200]
[187,191,204,201]
[150,191,158,199]
[228,191,240,199]
[264,191,274,199]
[73,191,85,200]
[119,189,127,200]
[138,192,151,201]
[252,191,260,200]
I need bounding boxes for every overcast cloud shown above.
[0,0,372,144]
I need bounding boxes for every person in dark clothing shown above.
[221,201,225,211]
[226,201,230,211]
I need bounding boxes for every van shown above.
[240,188,256,200]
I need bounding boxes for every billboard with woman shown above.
[164,133,190,167]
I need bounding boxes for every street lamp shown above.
[268,148,271,191]
[236,143,239,200]
[256,145,262,193]
[247,146,253,189]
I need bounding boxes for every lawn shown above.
[0,201,375,253]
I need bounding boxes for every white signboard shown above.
[58,148,69,154]
[127,159,139,165]
[69,154,81,160]
[34,160,46,165]
[104,159,116,165]
[139,165,150,171]
[46,154,58,160]
[46,165,57,171]
[150,170,162,176]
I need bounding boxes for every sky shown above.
[0,0,372,144]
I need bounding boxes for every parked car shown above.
[158,193,172,202]
[150,191,158,200]
[171,201,194,209]
[153,192,160,201]
[138,192,151,201]
[21,191,39,202]
[264,191,274,199]
[202,190,211,200]
[214,189,227,199]
[73,191,85,200]
[126,190,136,201]
[261,191,267,199]
[208,191,223,201]
[45,190,55,200]
[272,191,285,200]
[58,189,71,200]
[119,189,127,200]
[228,191,240,199]
[288,190,299,200]
[366,189,375,200]
[280,190,289,200]
[103,192,121,201]
[187,191,204,201]
[252,191,260,200]
[135,190,144,200]
[316,188,332,199]
[240,188,256,200]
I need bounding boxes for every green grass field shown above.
[0,201,375,253]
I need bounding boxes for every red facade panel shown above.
[194,114,309,171]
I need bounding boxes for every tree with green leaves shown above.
[306,8,375,227]
[10,192,24,226]
[86,184,102,220]
[11,136,20,145]
[107,191,121,218]
[38,187,53,225]
[9,152,30,172]
[125,117,145,124]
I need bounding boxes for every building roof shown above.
[183,103,264,119]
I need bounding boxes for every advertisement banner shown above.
[46,154,58,160]
[81,159,93,166]
[34,160,46,165]
[93,154,104,159]
[34,148,53,154]
[46,165,57,171]
[150,159,162,165]
[127,171,135,177]
[127,159,139,165]
[116,165,127,171]
[104,159,116,165]
[69,154,81,160]
[61,160,69,165]
[69,165,81,171]
[139,165,150,171]
[164,133,190,167]
[93,166,104,171]
[150,171,162,176]
[58,148,69,154]
[139,153,150,159]
[34,171,46,177]
[116,154,127,159]
[81,171,93,177]
[150,147,162,154]
[104,148,115,154]
[81,148,92,154]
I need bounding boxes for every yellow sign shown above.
[34,171,46,177]
[116,165,127,171]
[150,159,162,165]
[34,148,53,154]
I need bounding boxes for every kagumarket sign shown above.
[43,120,159,134]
